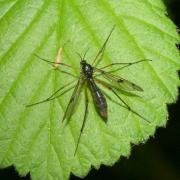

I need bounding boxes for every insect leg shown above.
[95,79,150,123]
[74,81,89,156]
[94,59,151,76]
[62,78,83,122]
[56,69,78,79]
[92,25,115,67]
[26,80,77,107]
[34,53,77,79]
[34,54,72,68]
[108,60,152,74]
[109,89,150,123]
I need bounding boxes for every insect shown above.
[27,26,151,155]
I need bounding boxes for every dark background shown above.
[0,0,179,180]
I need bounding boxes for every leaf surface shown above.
[0,0,179,180]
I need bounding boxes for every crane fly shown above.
[27,26,151,155]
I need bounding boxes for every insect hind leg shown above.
[95,79,150,123]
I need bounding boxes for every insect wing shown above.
[63,78,84,122]
[89,78,108,121]
[95,68,143,91]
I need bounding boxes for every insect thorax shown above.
[81,60,93,78]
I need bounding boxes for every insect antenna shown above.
[76,47,89,63]
[76,52,83,61]
[83,48,89,59]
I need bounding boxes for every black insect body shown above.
[81,60,107,121]
[27,26,151,155]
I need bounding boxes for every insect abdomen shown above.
[88,78,107,121]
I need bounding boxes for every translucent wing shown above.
[62,77,84,122]
[94,68,143,91]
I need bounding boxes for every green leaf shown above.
[0,0,179,179]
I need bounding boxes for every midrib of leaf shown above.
[56,0,66,48]
[47,91,64,179]
[34,1,68,179]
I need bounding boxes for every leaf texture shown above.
[0,0,179,180]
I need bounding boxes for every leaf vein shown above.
[0,0,50,67]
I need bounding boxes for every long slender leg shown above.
[62,78,84,122]
[74,81,89,156]
[26,85,75,107]
[98,59,151,70]
[34,54,72,68]
[26,80,77,107]
[95,79,150,123]
[34,54,77,78]
[110,89,150,123]
[34,45,77,78]
[57,69,78,79]
[108,60,152,74]
[93,60,151,78]
[92,25,115,67]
